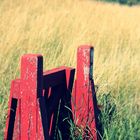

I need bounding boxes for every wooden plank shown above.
[38,97,50,140]
[43,67,75,139]
[43,67,66,88]
[65,67,75,121]
[58,68,75,139]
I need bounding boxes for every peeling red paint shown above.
[72,45,98,140]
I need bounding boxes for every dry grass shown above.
[0,0,140,139]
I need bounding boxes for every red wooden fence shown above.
[4,45,99,140]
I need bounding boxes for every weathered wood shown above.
[4,79,20,140]
[4,45,99,140]
[20,54,45,140]
[73,45,98,140]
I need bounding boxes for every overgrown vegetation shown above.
[0,0,140,139]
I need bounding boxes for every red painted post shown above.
[12,80,21,140]
[20,54,45,139]
[4,79,20,140]
[73,45,98,139]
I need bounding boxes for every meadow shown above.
[0,0,140,139]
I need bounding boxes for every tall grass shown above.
[0,0,140,139]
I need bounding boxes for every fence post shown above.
[73,45,98,139]
[4,79,20,140]
[20,54,47,139]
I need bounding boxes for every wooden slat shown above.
[43,67,66,88]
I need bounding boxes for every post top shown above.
[78,45,94,49]
[21,54,43,59]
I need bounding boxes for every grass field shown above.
[0,0,140,139]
